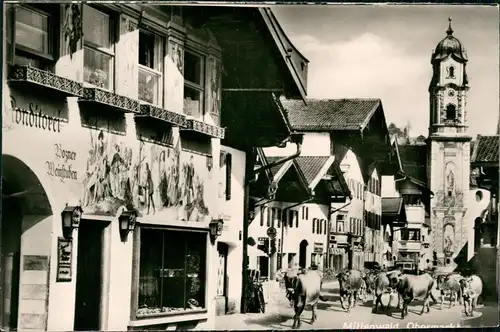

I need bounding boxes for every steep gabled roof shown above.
[281,98,382,132]
[265,156,285,178]
[398,145,428,186]
[294,156,331,186]
[471,135,498,165]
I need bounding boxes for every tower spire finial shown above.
[447,17,454,35]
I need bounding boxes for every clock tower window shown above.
[445,104,457,121]
[447,65,455,79]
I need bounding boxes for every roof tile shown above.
[472,135,498,163]
[398,145,428,185]
[281,98,381,131]
[294,156,330,185]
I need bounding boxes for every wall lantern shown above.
[119,209,138,241]
[248,208,256,221]
[61,205,83,239]
[209,219,224,244]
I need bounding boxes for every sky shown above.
[272,4,499,138]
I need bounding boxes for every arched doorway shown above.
[2,155,52,331]
[299,240,308,268]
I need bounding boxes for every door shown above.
[299,240,308,268]
[216,243,228,314]
[74,221,106,331]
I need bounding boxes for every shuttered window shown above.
[260,206,265,227]
[267,208,271,227]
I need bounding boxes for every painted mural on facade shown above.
[82,130,211,221]
[82,130,136,215]
[443,223,455,257]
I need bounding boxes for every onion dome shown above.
[431,18,467,64]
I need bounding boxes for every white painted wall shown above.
[464,188,491,261]
[382,175,400,198]
[3,7,224,331]
[217,145,245,313]
[263,132,331,157]
[248,201,329,273]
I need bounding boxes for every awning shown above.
[382,197,407,227]
[330,247,346,255]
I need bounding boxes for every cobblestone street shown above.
[215,282,499,330]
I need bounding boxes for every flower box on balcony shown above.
[139,104,187,127]
[181,118,225,139]
[8,64,83,97]
[79,87,140,114]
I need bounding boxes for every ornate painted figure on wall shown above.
[82,130,211,221]
[210,58,221,116]
[83,130,135,215]
[443,223,455,256]
[447,170,455,193]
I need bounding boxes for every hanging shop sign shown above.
[314,242,323,253]
[56,237,73,282]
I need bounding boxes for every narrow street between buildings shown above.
[215,281,499,330]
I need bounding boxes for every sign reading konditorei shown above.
[46,143,78,182]
[10,96,63,133]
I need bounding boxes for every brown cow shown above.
[363,270,378,299]
[371,270,402,313]
[436,273,463,309]
[389,272,438,319]
[337,269,364,313]
[459,275,483,317]
[283,269,327,329]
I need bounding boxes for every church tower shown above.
[428,18,472,268]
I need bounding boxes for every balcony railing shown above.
[397,240,421,251]
[138,65,161,106]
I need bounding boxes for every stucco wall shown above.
[2,10,225,328]
[248,202,329,273]
[216,145,245,314]
[263,132,331,157]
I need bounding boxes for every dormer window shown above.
[445,104,457,121]
[446,65,455,79]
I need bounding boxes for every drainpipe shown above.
[252,133,304,175]
[329,198,353,216]
[254,181,279,207]
[241,147,254,314]
[279,191,315,267]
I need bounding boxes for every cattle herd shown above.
[282,267,483,327]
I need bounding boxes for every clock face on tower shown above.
[448,90,455,97]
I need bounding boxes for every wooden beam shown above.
[222,88,284,92]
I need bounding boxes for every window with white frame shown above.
[83,5,114,90]
[12,5,57,70]
[184,50,205,120]
[336,214,345,233]
[138,29,163,106]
